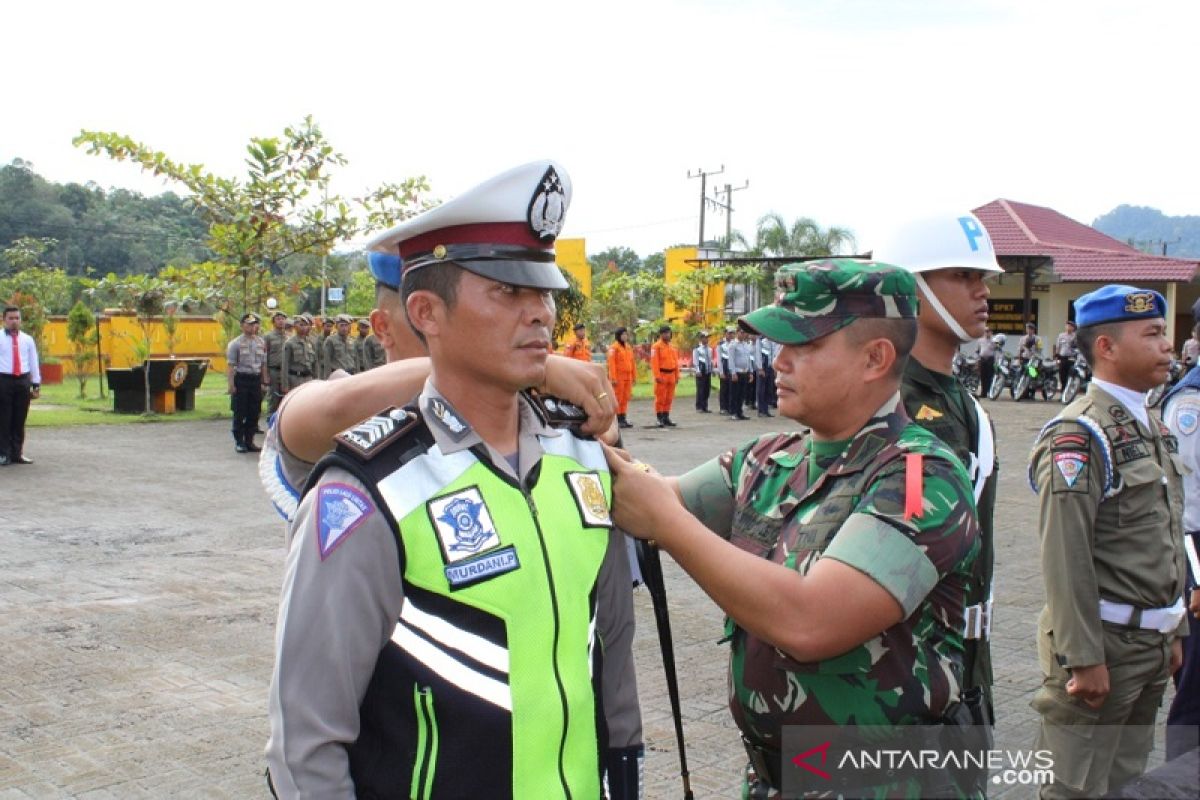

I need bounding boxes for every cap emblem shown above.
[433,244,447,259]
[527,166,567,240]
[1124,292,1156,314]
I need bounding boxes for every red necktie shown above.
[10,333,19,376]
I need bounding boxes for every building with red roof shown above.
[971,199,1199,350]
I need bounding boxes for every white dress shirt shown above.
[0,329,41,385]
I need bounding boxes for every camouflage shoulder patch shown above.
[335,407,419,460]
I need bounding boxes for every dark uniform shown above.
[226,313,267,453]
[263,313,288,414]
[902,358,997,718]
[1028,286,1189,798]
[323,316,359,375]
[692,337,713,412]
[362,332,386,371]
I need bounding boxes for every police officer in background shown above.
[727,328,753,421]
[352,318,371,372]
[360,318,386,371]
[266,160,642,799]
[1054,319,1078,393]
[263,311,288,414]
[316,317,335,378]
[1028,285,1187,798]
[754,334,777,417]
[874,211,1002,728]
[323,314,358,376]
[226,312,268,453]
[605,260,980,798]
[693,331,714,413]
[718,327,735,414]
[280,314,317,396]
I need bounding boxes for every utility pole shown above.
[687,166,724,248]
[714,180,750,247]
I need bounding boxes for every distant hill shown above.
[1091,205,1200,258]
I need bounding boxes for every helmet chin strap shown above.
[914,274,974,343]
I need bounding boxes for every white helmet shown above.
[872,211,1003,275]
[992,333,1007,347]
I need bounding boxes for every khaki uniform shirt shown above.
[280,335,317,392]
[362,334,386,371]
[264,330,287,374]
[323,333,358,376]
[1029,383,1189,668]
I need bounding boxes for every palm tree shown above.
[754,212,855,258]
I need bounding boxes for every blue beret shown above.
[1074,285,1166,328]
[368,252,402,290]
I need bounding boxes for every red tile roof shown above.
[972,199,1199,282]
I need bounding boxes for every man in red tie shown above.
[0,306,41,466]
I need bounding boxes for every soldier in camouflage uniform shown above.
[1028,285,1187,799]
[280,314,317,395]
[606,260,981,798]
[322,314,358,376]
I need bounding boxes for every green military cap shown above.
[739,258,918,346]
[295,313,313,325]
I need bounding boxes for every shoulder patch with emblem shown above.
[565,471,613,528]
[335,407,418,459]
[1174,400,1200,436]
[914,404,943,421]
[316,483,373,559]
[1052,451,1088,490]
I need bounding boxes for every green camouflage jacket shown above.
[710,394,979,746]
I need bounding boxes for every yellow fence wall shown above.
[43,312,230,373]
[664,246,726,331]
[555,238,591,297]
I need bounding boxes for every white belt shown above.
[1099,597,1186,633]
[963,598,993,640]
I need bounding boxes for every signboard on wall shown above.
[988,299,1038,335]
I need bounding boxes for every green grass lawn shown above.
[28,371,233,427]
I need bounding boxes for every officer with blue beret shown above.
[266,160,642,799]
[1028,285,1188,798]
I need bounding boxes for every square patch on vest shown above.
[428,487,502,563]
[565,471,613,528]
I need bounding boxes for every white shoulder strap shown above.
[967,395,995,504]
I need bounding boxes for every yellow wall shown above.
[663,246,727,330]
[43,312,229,373]
[555,238,591,297]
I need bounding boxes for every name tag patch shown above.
[429,487,501,562]
[444,545,520,589]
[316,483,373,560]
[566,471,612,528]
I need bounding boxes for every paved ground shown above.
[0,394,1180,797]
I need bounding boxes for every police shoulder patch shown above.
[1052,451,1088,491]
[316,483,374,559]
[1174,400,1200,436]
[565,471,613,528]
[335,407,418,460]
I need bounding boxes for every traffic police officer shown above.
[322,313,358,375]
[266,160,643,799]
[874,211,1003,726]
[226,312,268,453]
[606,260,980,798]
[1028,285,1188,798]
[280,314,317,395]
[263,311,288,414]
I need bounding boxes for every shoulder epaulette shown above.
[334,406,422,461]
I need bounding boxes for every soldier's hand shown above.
[601,444,682,540]
[1065,663,1110,708]
[1169,638,1184,675]
[541,354,616,438]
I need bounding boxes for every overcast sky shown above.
[4,0,1197,258]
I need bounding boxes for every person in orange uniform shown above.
[563,322,593,362]
[607,327,637,429]
[650,325,680,428]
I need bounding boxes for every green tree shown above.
[587,246,641,278]
[88,273,176,415]
[754,212,855,259]
[345,267,376,318]
[66,300,98,398]
[74,116,432,317]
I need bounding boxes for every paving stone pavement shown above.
[0,395,1179,797]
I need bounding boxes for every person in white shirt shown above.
[0,306,41,466]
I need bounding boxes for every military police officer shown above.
[226,312,268,453]
[280,314,317,395]
[262,311,288,414]
[606,260,980,798]
[1029,285,1188,798]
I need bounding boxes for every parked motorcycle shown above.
[1059,353,1091,405]
[1147,359,1185,407]
[987,352,1016,400]
[953,351,981,396]
[1014,356,1059,402]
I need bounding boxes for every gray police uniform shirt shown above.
[265,381,641,796]
[227,334,266,373]
[1163,385,1200,534]
[730,340,755,373]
